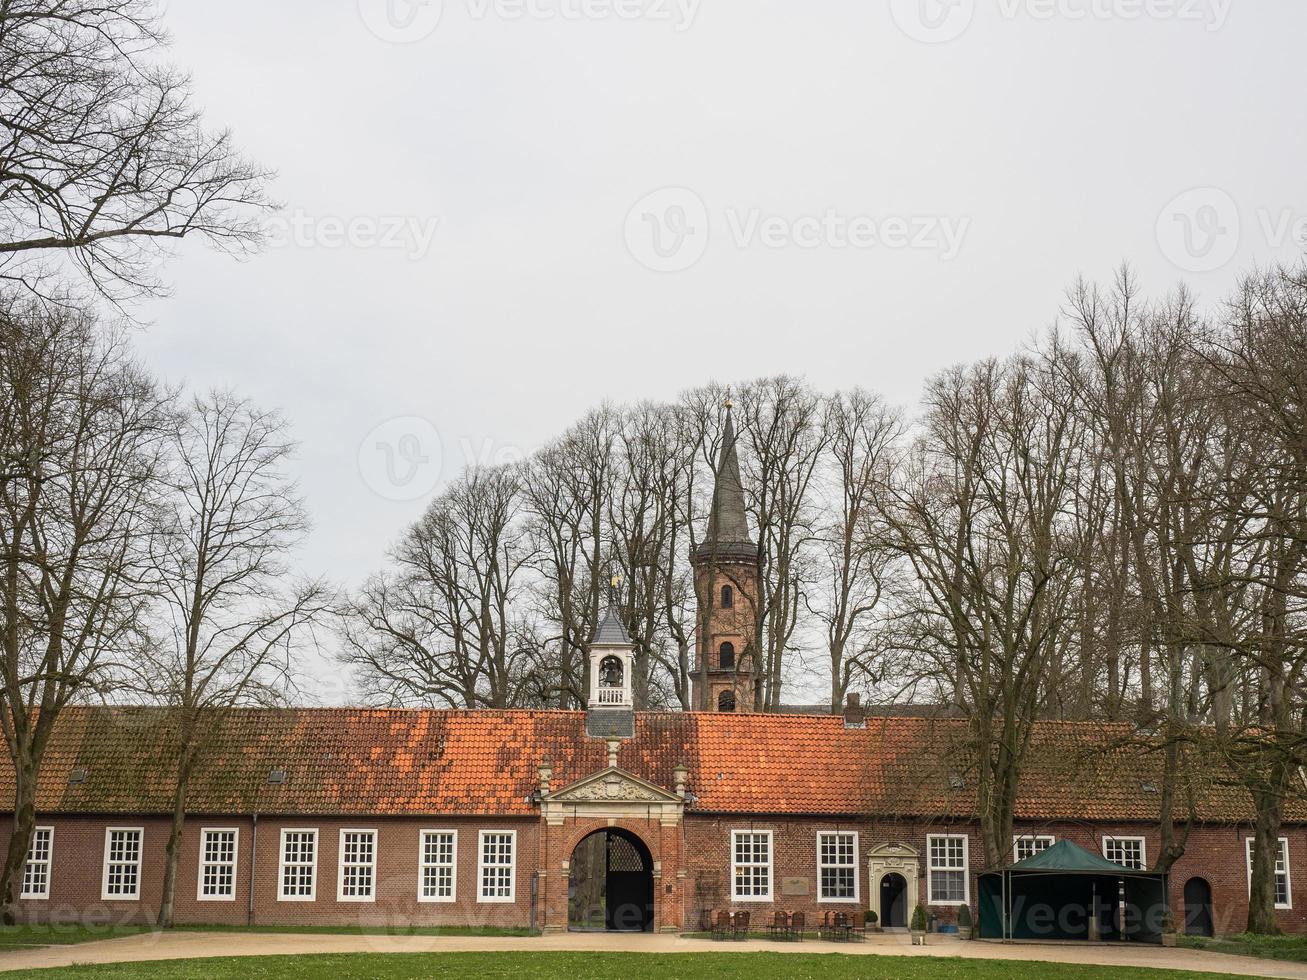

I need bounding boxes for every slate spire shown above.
[698,397,757,561]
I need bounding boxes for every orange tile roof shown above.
[0,706,1286,824]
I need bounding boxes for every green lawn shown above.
[0,953,1259,980]
[0,926,152,952]
[1181,931,1307,963]
[0,924,532,952]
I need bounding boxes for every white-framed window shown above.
[817,831,859,902]
[478,830,515,902]
[278,828,318,901]
[101,827,143,900]
[1013,834,1055,863]
[337,829,377,902]
[1246,837,1292,910]
[731,829,773,901]
[197,828,239,901]
[927,834,969,905]
[419,830,457,902]
[1102,836,1147,870]
[21,827,54,899]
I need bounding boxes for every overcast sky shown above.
[135,0,1307,701]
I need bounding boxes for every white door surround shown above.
[868,842,920,928]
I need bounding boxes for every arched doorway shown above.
[568,829,654,932]
[880,872,908,927]
[1183,877,1214,937]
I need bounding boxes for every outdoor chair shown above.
[787,910,805,941]
[765,910,790,939]
[711,910,731,939]
[849,910,866,942]
[732,909,750,940]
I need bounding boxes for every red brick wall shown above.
[6,812,1306,936]
[3,815,538,930]
[683,815,1307,935]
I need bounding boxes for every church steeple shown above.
[697,398,758,562]
[691,395,759,713]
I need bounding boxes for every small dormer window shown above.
[721,585,733,609]
[718,642,735,669]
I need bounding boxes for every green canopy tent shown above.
[978,840,1169,944]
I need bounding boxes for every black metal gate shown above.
[568,830,654,932]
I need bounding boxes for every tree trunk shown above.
[157,766,191,928]
[0,751,38,925]
[1247,783,1285,935]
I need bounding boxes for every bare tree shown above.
[142,391,326,927]
[0,301,169,922]
[884,347,1090,869]
[736,377,825,711]
[810,389,901,712]
[521,410,616,707]
[341,465,535,708]
[0,0,274,305]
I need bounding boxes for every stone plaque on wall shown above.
[781,876,810,896]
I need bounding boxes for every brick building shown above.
[3,403,1304,938]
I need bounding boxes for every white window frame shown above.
[196,827,240,902]
[336,829,377,903]
[730,829,774,902]
[1102,836,1147,871]
[816,831,859,903]
[926,833,969,906]
[477,830,516,903]
[100,827,144,901]
[21,826,54,900]
[1246,837,1293,911]
[418,829,458,903]
[1012,834,1055,863]
[278,828,318,902]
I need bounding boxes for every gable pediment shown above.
[547,767,681,805]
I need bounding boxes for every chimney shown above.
[843,692,865,729]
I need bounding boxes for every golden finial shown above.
[610,573,622,590]
[724,385,733,410]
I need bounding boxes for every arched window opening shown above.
[718,690,737,712]
[718,642,735,669]
[599,655,624,689]
[721,585,734,609]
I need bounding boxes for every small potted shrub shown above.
[866,908,880,933]
[910,904,929,945]
[957,903,974,939]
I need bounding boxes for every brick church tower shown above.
[692,399,759,712]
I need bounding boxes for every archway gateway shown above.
[568,828,654,932]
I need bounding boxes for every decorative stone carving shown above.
[554,772,663,802]
[541,766,685,825]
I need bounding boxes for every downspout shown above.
[246,813,259,926]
